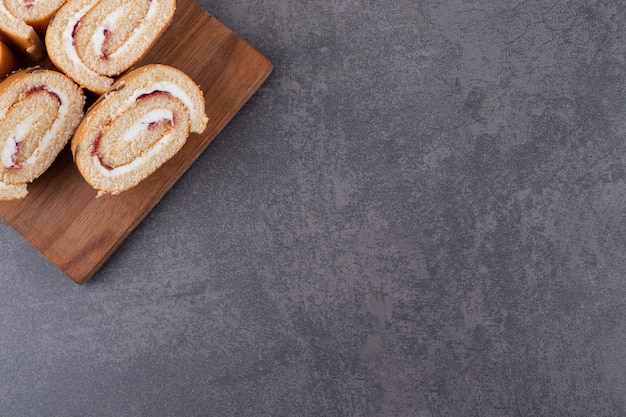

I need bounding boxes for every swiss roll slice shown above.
[46,0,176,94]
[0,67,85,200]
[72,64,208,196]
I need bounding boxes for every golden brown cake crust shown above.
[0,40,19,78]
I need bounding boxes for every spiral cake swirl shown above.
[72,64,208,196]
[0,67,85,200]
[46,0,176,94]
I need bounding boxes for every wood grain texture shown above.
[0,0,273,284]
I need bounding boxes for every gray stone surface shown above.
[2,0,626,415]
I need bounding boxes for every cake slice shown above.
[0,4,43,60]
[72,64,208,196]
[4,0,68,36]
[46,0,176,94]
[0,67,85,200]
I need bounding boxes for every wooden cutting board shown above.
[0,0,273,284]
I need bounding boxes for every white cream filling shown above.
[1,113,36,168]
[1,133,19,168]
[1,88,69,169]
[62,3,100,77]
[128,83,194,115]
[106,0,158,60]
[93,131,175,178]
[122,109,174,142]
[64,0,158,71]
[90,7,124,58]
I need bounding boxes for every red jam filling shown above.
[135,91,177,127]
[147,116,175,130]
[91,133,113,170]
[100,29,112,60]
[24,85,62,106]
[71,20,81,47]
[135,90,172,102]
[7,141,24,171]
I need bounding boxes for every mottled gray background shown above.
[1,0,626,415]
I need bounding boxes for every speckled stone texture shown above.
[1,0,626,415]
